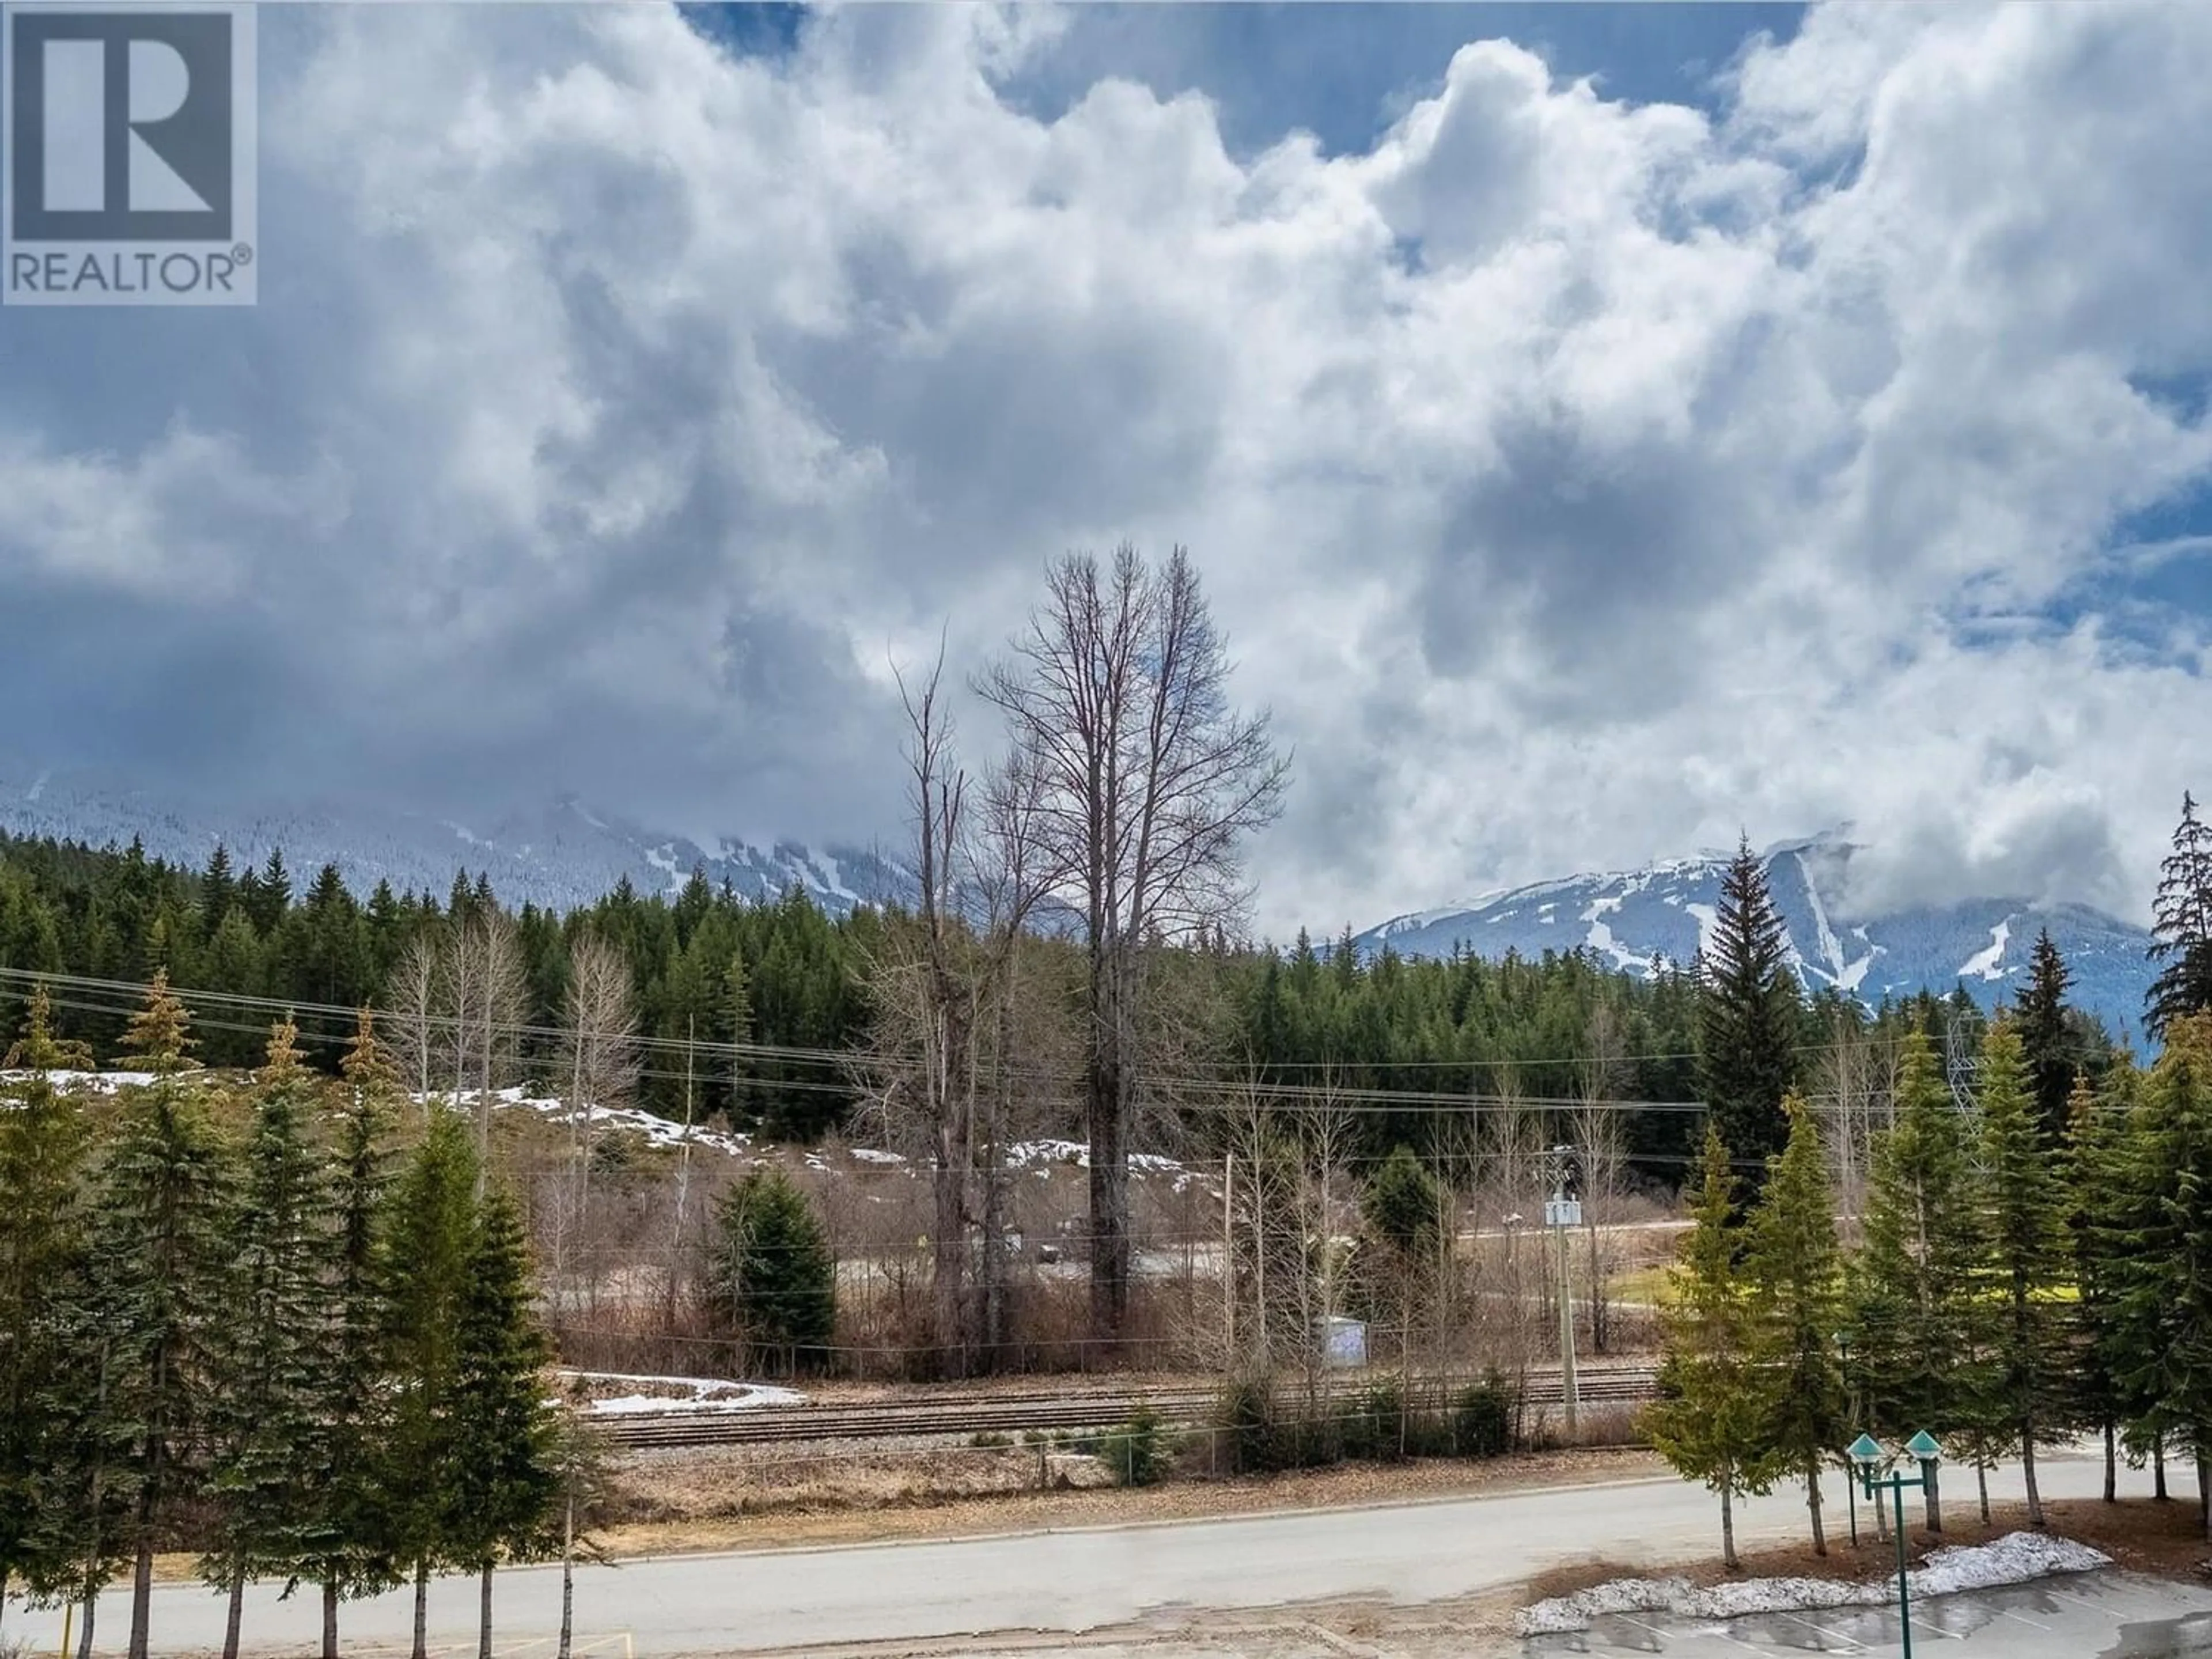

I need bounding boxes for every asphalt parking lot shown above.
[1522,1570,2212,1657]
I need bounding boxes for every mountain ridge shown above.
[0,771,2158,1044]
[1354,832,2154,1046]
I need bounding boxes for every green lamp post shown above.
[1849,1430,1943,1658]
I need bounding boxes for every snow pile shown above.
[1915,1531,2109,1595]
[1516,1532,2112,1636]
[559,1370,805,1416]
[850,1147,907,1165]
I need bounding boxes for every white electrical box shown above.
[1545,1199,1582,1228]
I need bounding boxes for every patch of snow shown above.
[1581,897,1648,974]
[1010,1138,1092,1168]
[1684,902,1719,956]
[558,1369,804,1416]
[427,1090,754,1158]
[1961,917,2014,981]
[850,1147,907,1165]
[644,842,684,895]
[26,770,48,803]
[1516,1532,2111,1637]
[808,851,858,903]
[4,1068,160,1094]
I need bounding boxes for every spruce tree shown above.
[2063,1065,2133,1503]
[306,1010,402,1659]
[1698,838,1800,1187]
[711,1166,836,1373]
[446,1187,559,1659]
[2147,793,2212,1041]
[1744,1095,1846,1554]
[1853,1030,1989,1532]
[1975,1021,2071,1527]
[89,972,237,1659]
[202,1021,334,1659]
[2109,1015,2212,1537]
[2014,929,2077,1143]
[1646,1128,1773,1568]
[0,988,94,1631]
[379,1108,478,1659]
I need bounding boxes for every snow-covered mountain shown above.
[0,764,915,915]
[1355,832,2156,1046]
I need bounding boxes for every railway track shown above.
[601,1366,1660,1449]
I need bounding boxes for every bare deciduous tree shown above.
[562,930,639,1311]
[1572,997,1631,1353]
[859,651,1062,1375]
[980,544,1287,1343]
[384,931,442,1110]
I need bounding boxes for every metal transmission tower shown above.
[1943,1007,1982,1114]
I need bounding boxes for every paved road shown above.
[12,1451,2194,1656]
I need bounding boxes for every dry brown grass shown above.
[593,1445,1665,1558]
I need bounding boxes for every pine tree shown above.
[92,974,237,1659]
[1646,1128,1774,1568]
[1853,1030,1989,1532]
[2014,929,2077,1143]
[1698,838,1800,1187]
[447,1187,559,1659]
[2147,793,2212,1042]
[202,1021,334,1659]
[711,1166,836,1374]
[379,1108,478,1659]
[1976,1021,2071,1527]
[0,988,95,1630]
[1744,1095,1846,1554]
[305,1010,403,1659]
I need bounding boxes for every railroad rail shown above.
[600,1366,1660,1449]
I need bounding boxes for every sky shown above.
[5,1,2212,940]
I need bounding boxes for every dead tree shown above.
[980,544,1286,1344]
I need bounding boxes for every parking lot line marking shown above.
[1774,1611,1863,1651]
[2040,1585,2106,1609]
[1992,1606,2051,1630]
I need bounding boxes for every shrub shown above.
[1453,1372,1515,1459]
[971,1430,1012,1448]
[1102,1405,1171,1487]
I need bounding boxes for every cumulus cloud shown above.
[4,0,2211,933]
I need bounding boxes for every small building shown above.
[1323,1315,1368,1368]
